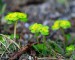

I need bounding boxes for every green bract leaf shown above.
[7,21,15,24]
[60,20,71,29]
[32,43,49,56]
[52,20,60,30]
[32,44,48,52]
[66,45,75,52]
[40,26,49,35]
[9,34,19,40]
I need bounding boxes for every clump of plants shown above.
[29,23,63,58]
[51,20,75,59]
[5,12,28,39]
[0,11,75,60]
[29,23,50,56]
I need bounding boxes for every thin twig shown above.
[38,57,57,60]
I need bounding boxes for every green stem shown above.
[43,36,46,44]
[14,21,17,39]
[43,36,47,56]
[60,28,67,54]
[34,33,39,43]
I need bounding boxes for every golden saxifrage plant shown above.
[51,20,75,58]
[29,23,65,57]
[29,23,50,56]
[0,12,28,57]
[5,12,28,39]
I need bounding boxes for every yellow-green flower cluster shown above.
[52,20,71,30]
[40,26,49,35]
[5,12,27,22]
[66,45,75,52]
[29,23,49,35]
[29,23,42,33]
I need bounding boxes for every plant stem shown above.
[60,28,67,55]
[43,36,46,44]
[43,36,47,56]
[34,33,39,43]
[14,21,17,39]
